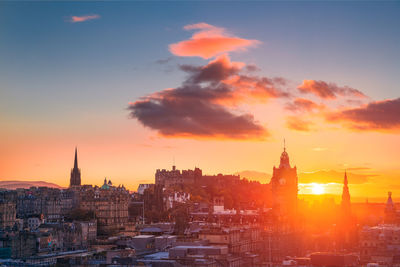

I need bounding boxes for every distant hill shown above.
[0,180,64,190]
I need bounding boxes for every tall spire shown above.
[74,147,78,169]
[341,171,351,212]
[70,147,81,187]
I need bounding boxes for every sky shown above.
[1,1,400,200]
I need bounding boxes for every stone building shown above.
[155,165,202,188]
[78,179,129,235]
[0,202,16,230]
[0,191,17,230]
[16,187,61,222]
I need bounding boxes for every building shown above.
[269,141,298,217]
[337,171,357,250]
[70,147,81,187]
[16,187,61,222]
[155,165,202,188]
[79,179,129,235]
[360,224,400,265]
[384,191,398,224]
[0,201,16,230]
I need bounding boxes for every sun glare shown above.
[311,183,325,195]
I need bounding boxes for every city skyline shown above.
[1,1,400,199]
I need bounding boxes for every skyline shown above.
[1,1,400,199]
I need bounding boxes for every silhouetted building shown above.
[70,147,81,187]
[384,191,398,224]
[270,141,298,216]
[341,170,351,215]
[337,171,357,251]
[155,165,202,188]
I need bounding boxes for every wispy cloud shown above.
[67,14,100,23]
[298,80,367,100]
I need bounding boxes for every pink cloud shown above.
[68,14,100,23]
[169,23,260,59]
[298,80,367,100]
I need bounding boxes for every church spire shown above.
[70,147,81,187]
[341,170,351,212]
[74,147,78,169]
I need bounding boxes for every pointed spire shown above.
[74,147,78,169]
[284,138,286,152]
[341,171,351,212]
[70,147,81,187]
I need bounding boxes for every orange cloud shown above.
[326,98,400,132]
[298,80,367,100]
[68,14,100,23]
[169,23,260,59]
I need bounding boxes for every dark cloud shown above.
[128,54,291,140]
[326,98,400,131]
[129,94,268,139]
[298,80,367,100]
[179,54,241,84]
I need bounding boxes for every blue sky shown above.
[1,1,400,194]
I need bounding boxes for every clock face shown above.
[279,178,286,185]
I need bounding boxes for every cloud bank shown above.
[129,22,399,140]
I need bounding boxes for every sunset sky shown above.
[1,2,400,200]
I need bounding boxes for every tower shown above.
[341,170,351,214]
[70,147,81,187]
[384,192,397,224]
[338,171,356,250]
[270,140,298,216]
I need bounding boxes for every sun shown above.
[311,183,325,195]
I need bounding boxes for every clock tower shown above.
[270,140,298,215]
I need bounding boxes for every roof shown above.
[140,227,163,233]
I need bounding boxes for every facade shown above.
[16,187,61,222]
[155,165,202,188]
[0,201,16,230]
[155,165,240,189]
[360,224,400,265]
[79,179,129,235]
